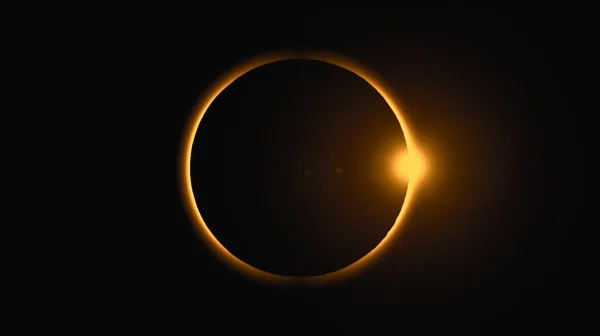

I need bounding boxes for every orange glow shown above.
[179,51,426,287]
[393,150,427,183]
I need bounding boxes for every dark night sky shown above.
[98,9,581,328]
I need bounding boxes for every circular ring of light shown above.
[179,51,425,287]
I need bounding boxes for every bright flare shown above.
[393,150,426,182]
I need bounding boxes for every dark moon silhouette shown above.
[191,59,407,276]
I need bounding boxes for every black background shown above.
[93,9,582,328]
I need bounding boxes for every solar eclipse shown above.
[179,51,426,286]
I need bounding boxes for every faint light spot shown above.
[304,169,313,177]
[335,168,342,174]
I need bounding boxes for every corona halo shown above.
[179,51,425,287]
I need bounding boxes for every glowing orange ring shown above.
[179,51,425,287]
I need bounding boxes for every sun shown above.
[392,150,426,183]
[179,50,427,287]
